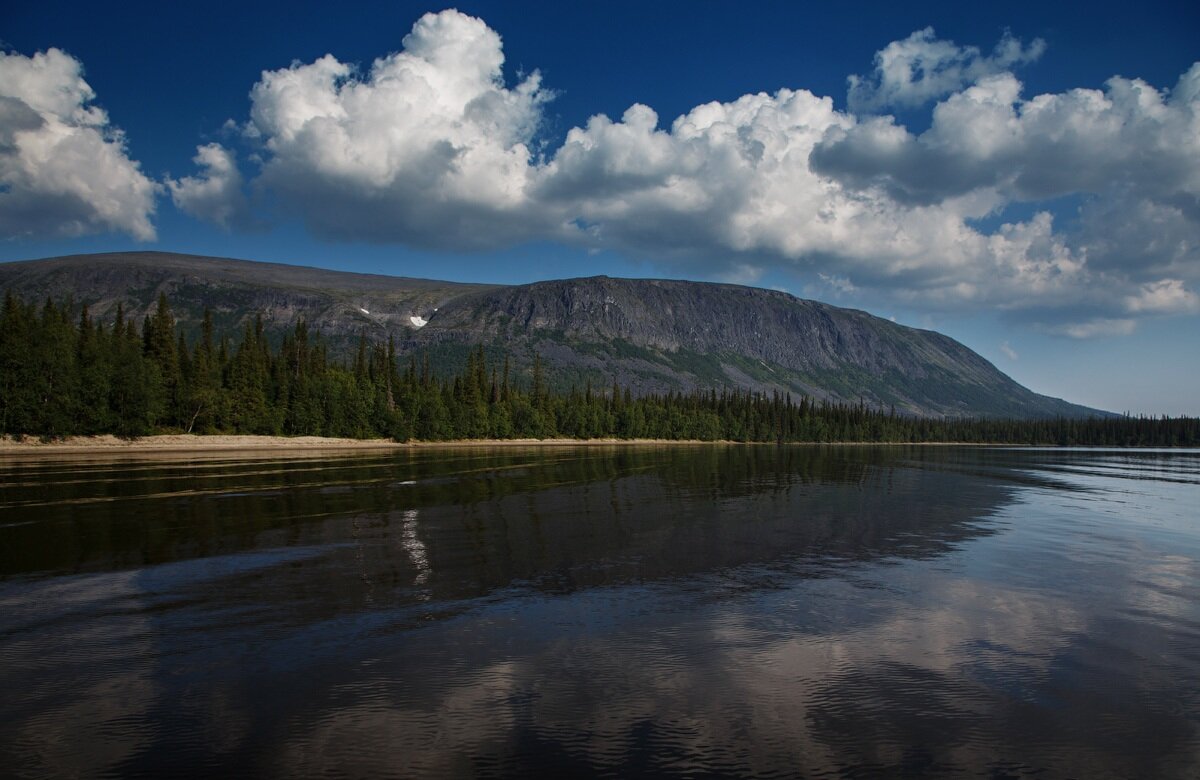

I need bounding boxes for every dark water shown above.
[1,445,1198,779]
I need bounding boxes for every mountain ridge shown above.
[0,251,1105,418]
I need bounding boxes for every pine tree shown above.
[75,305,114,434]
[0,291,36,434]
[108,312,155,436]
[31,298,77,437]
[185,309,220,433]
[145,293,180,427]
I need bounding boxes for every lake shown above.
[1,444,1197,778]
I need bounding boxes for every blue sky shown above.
[2,1,1198,414]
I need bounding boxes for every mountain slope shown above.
[0,251,495,339]
[0,251,1103,418]
[417,276,1098,418]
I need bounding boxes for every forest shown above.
[1,292,1197,446]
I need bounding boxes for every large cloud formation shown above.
[237,10,555,248]
[0,48,158,240]
[182,11,1200,335]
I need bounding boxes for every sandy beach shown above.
[0,435,1024,460]
[0,434,734,456]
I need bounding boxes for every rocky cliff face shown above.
[0,251,1103,418]
[414,276,1094,417]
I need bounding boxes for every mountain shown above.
[0,251,495,339]
[0,251,1103,418]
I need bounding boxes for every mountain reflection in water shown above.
[1,445,1197,779]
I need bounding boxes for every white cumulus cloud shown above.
[810,58,1200,333]
[847,27,1045,113]
[814,66,1200,208]
[536,89,860,262]
[239,9,557,248]
[1124,279,1200,314]
[167,143,249,229]
[0,48,157,240]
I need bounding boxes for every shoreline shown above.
[0,434,744,456]
[0,433,1054,456]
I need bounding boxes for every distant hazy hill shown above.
[0,251,1103,418]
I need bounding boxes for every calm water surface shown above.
[0,445,1197,778]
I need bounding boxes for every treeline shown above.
[1,293,1197,446]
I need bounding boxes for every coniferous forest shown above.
[1,292,1197,446]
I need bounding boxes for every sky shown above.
[1,0,1198,415]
